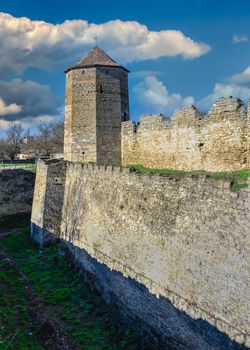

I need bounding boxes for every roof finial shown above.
[94,36,98,47]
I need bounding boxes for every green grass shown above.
[129,164,250,190]
[129,164,186,176]
[202,168,250,181]
[0,163,36,173]
[0,253,43,349]
[230,183,249,192]
[0,229,138,349]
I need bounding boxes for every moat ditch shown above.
[0,228,140,350]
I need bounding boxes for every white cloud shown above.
[130,70,163,79]
[228,66,250,85]
[133,77,250,116]
[133,76,195,115]
[0,77,63,136]
[0,78,60,121]
[0,13,211,74]
[197,83,250,110]
[232,34,248,44]
[0,97,22,116]
[0,113,63,137]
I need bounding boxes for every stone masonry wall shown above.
[122,97,250,171]
[31,160,67,245]
[0,169,35,220]
[64,68,97,163]
[31,160,250,348]
[64,66,129,165]
[31,160,48,232]
[96,67,129,165]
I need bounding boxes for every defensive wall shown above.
[31,159,250,349]
[122,97,250,171]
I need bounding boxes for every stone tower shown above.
[64,46,130,164]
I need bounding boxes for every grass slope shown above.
[129,165,250,191]
[0,164,36,173]
[0,229,138,350]
[0,252,43,350]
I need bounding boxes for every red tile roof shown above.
[65,47,129,73]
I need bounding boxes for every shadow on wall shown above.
[31,220,247,350]
[30,161,248,349]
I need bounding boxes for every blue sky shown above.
[0,0,250,133]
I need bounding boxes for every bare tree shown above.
[34,122,63,155]
[35,123,53,156]
[0,139,8,162]
[51,122,64,152]
[6,124,24,161]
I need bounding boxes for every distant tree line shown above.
[0,122,64,161]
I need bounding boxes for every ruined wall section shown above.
[122,97,249,171]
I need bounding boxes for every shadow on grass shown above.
[0,213,31,234]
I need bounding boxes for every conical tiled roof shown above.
[65,47,129,73]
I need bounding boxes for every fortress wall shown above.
[31,160,250,348]
[31,160,48,238]
[42,160,67,235]
[122,98,249,171]
[56,161,248,348]
[31,160,67,245]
